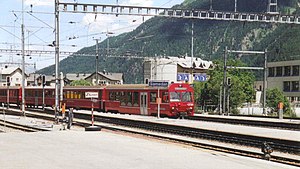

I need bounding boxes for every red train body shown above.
[0,83,194,117]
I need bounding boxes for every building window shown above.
[292,65,299,76]
[268,67,275,77]
[284,66,291,76]
[276,67,282,77]
[291,81,299,92]
[283,81,290,92]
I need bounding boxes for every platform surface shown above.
[0,131,298,169]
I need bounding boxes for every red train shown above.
[0,83,194,117]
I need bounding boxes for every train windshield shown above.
[170,91,192,102]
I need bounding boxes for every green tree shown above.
[266,88,294,116]
[70,79,92,86]
[196,59,255,112]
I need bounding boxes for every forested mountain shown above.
[38,0,300,83]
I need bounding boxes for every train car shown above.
[0,86,21,107]
[103,83,194,117]
[0,83,194,118]
[62,86,106,110]
[24,86,55,108]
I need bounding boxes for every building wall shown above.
[267,60,300,102]
[144,59,178,83]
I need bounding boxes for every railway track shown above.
[187,115,300,131]
[0,118,50,132]
[2,107,300,167]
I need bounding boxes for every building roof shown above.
[145,56,213,70]
[168,56,213,70]
[0,67,28,76]
[85,72,123,81]
[65,73,91,81]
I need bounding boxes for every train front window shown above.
[170,92,180,102]
[182,92,192,102]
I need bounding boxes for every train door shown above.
[140,92,148,115]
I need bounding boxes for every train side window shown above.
[127,92,132,106]
[70,91,74,99]
[115,92,120,101]
[99,91,102,100]
[109,92,116,100]
[66,91,70,99]
[120,92,126,106]
[78,92,82,99]
[150,92,157,103]
[162,92,169,103]
[133,92,139,107]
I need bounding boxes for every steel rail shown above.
[187,115,300,131]
[0,119,50,132]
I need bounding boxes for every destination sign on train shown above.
[149,80,169,87]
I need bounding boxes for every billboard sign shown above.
[194,74,207,82]
[85,92,99,98]
[177,73,189,81]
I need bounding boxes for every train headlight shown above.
[187,103,194,106]
[171,107,175,110]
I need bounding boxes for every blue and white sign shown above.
[177,73,189,81]
[194,74,207,82]
[149,80,169,87]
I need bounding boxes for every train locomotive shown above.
[0,83,194,117]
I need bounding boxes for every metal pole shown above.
[33,62,36,86]
[7,86,9,109]
[234,0,237,12]
[227,87,230,115]
[223,46,228,115]
[42,82,45,111]
[219,84,222,114]
[55,0,60,123]
[91,101,94,126]
[21,0,25,115]
[263,49,267,115]
[95,39,99,85]
[157,88,160,118]
[191,20,194,84]
[2,103,5,132]
[107,35,109,58]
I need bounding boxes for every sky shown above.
[0,0,185,71]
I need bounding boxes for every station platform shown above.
[0,131,298,169]
[76,111,300,142]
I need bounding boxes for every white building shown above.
[143,56,213,84]
[0,66,27,86]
